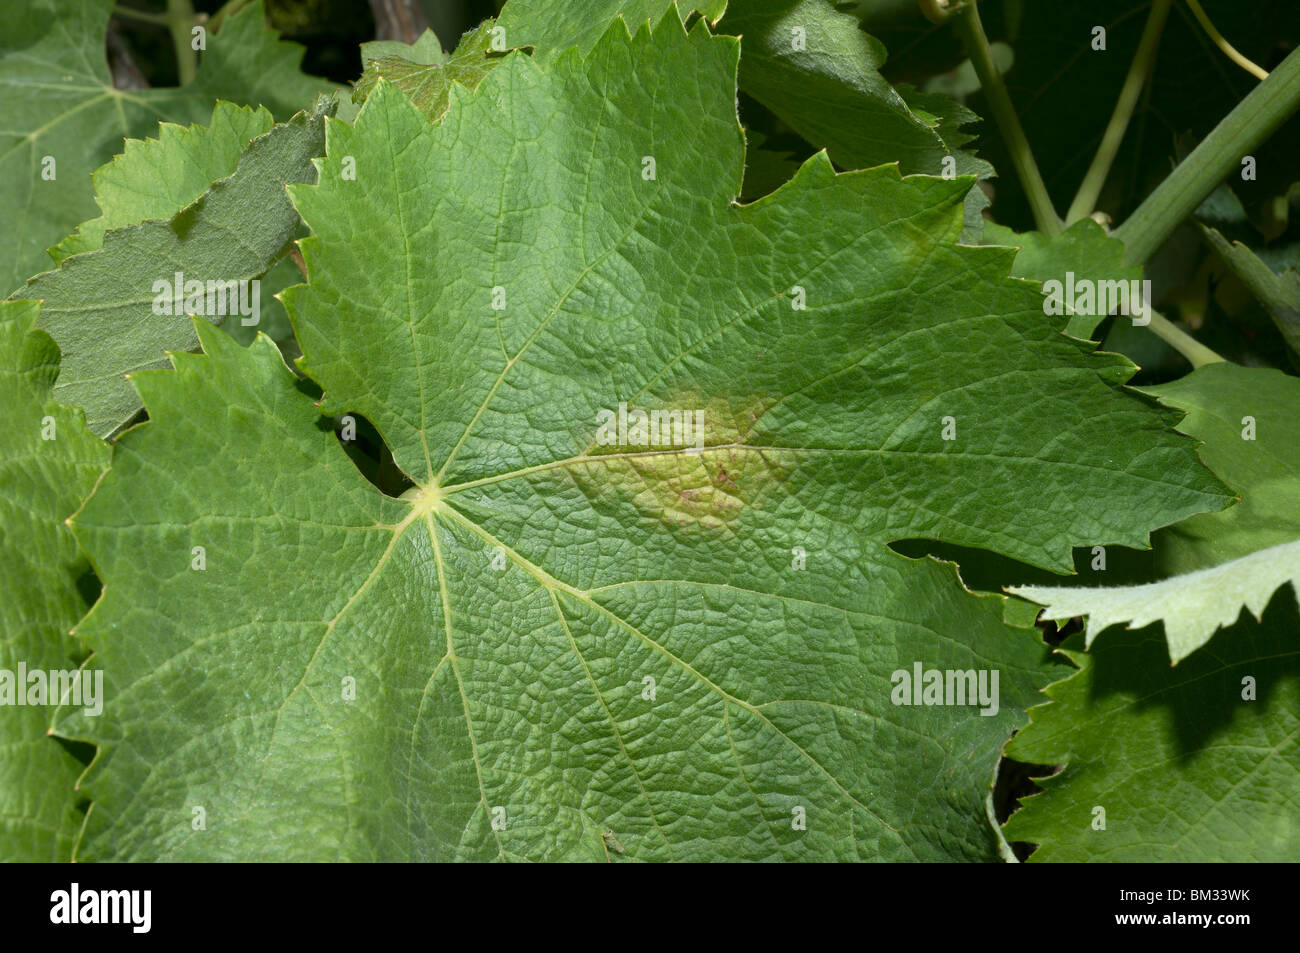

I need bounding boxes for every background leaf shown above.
[354,22,502,122]
[0,0,336,293]
[1004,591,1300,861]
[984,219,1142,339]
[11,101,331,438]
[1140,362,1300,574]
[0,300,109,861]
[1011,538,1300,664]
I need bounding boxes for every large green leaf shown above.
[1004,591,1300,861]
[11,102,331,438]
[0,0,336,294]
[0,300,109,861]
[64,18,1227,861]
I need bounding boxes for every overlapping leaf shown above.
[11,102,330,438]
[0,301,109,861]
[0,0,335,293]
[64,18,1229,861]
[718,0,992,236]
[1011,539,1300,665]
[354,23,503,122]
[1142,363,1300,574]
[50,103,276,263]
[984,219,1143,340]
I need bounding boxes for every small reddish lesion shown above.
[713,464,738,491]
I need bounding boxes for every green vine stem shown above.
[1114,44,1300,267]
[111,5,170,25]
[952,0,1063,235]
[917,0,958,25]
[1146,311,1226,368]
[1067,0,1173,224]
[1184,0,1269,80]
[166,0,197,85]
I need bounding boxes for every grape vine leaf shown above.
[983,220,1142,340]
[0,300,109,861]
[1140,363,1300,575]
[360,26,449,66]
[1200,225,1300,356]
[1,0,336,294]
[64,18,1229,861]
[1012,363,1300,664]
[1004,591,1300,861]
[354,22,504,122]
[49,103,276,263]
[496,0,727,57]
[10,101,331,439]
[1010,539,1300,665]
[484,1,992,234]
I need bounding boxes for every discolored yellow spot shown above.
[577,393,791,534]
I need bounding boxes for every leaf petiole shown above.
[1066,0,1173,225]
[110,5,171,26]
[1145,310,1226,368]
[1183,0,1269,81]
[166,0,198,85]
[951,0,1063,235]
